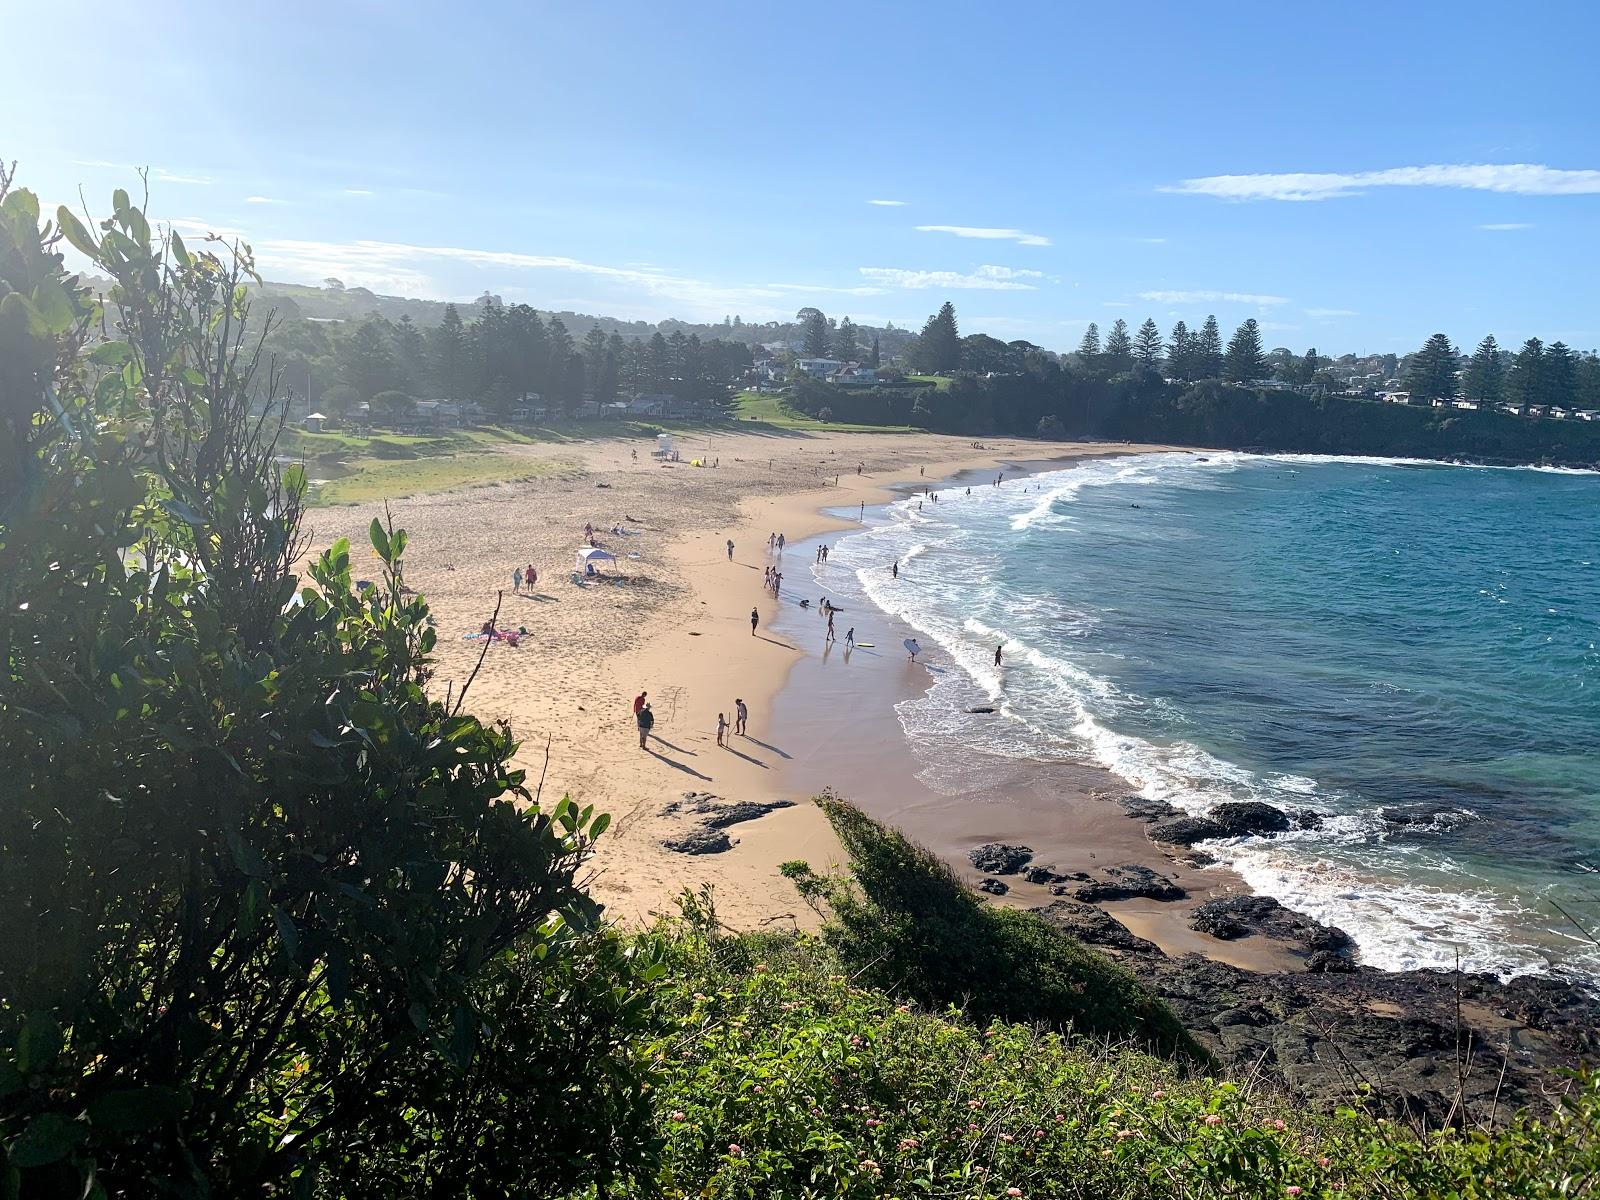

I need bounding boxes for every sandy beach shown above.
[307,426,1268,958]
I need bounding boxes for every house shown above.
[831,366,877,387]
[794,358,844,379]
[414,400,464,427]
[627,393,678,417]
[302,411,328,433]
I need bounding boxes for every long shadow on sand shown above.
[742,736,792,760]
[646,748,712,781]
[723,745,768,769]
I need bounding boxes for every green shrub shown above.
[783,795,1201,1061]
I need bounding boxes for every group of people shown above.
[814,543,831,563]
[766,531,787,552]
[511,562,538,594]
[715,697,749,747]
[762,566,783,596]
[632,688,750,752]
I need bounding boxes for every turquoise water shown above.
[830,453,1600,981]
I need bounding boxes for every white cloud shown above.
[1304,307,1358,318]
[1139,289,1288,306]
[245,195,285,205]
[859,264,1041,291]
[1102,301,1132,308]
[343,188,375,197]
[916,224,1051,247]
[71,160,212,185]
[868,198,908,206]
[1164,163,1600,202]
[1136,237,1168,244]
[1478,222,1533,230]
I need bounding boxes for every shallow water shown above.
[824,452,1600,982]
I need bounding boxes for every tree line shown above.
[1404,332,1600,411]
[265,298,753,420]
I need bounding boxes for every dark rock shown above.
[1072,863,1186,902]
[1190,895,1354,958]
[1031,900,1161,953]
[1305,949,1358,973]
[702,799,796,828]
[1378,804,1463,832]
[977,877,1009,895]
[1182,849,1218,867]
[662,827,733,855]
[1148,816,1227,846]
[1292,809,1326,831]
[1209,801,1292,837]
[969,842,1033,874]
[966,705,997,714]
[1118,796,1180,823]
[1022,864,1066,885]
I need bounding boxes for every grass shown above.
[731,390,917,433]
[906,374,954,392]
[310,452,580,506]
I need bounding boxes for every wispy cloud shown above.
[1164,163,1600,202]
[860,264,1042,291]
[916,224,1051,247]
[1139,289,1288,307]
[245,195,286,205]
[1478,222,1533,230]
[1136,237,1168,244]
[343,188,375,197]
[1304,307,1358,318]
[1102,301,1132,308]
[867,198,908,206]
[72,160,213,185]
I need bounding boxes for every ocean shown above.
[824,452,1600,983]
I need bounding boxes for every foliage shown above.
[914,302,962,374]
[781,795,1201,1061]
[0,178,630,1197]
[1403,332,1459,403]
[629,918,1600,1199]
[1223,318,1268,383]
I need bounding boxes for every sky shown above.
[4,0,1598,355]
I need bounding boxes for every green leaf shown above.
[170,229,190,266]
[16,1012,62,1074]
[4,189,40,225]
[29,278,75,335]
[272,907,299,961]
[590,812,612,840]
[55,206,98,257]
[10,1113,82,1168]
[111,188,130,215]
[368,518,390,562]
[88,340,134,366]
[86,1086,186,1134]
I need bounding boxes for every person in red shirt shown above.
[633,690,647,715]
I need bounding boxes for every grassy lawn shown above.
[905,374,953,392]
[729,391,916,433]
[310,452,580,507]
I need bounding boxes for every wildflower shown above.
[1100,1149,1113,1158]
[1270,1118,1286,1132]
[754,963,768,973]
[1202,1114,1223,1127]
[670,1111,686,1122]
[780,1002,795,1011]
[860,1159,881,1173]
[867,1118,881,1127]
[982,1053,995,1062]
[1318,1157,1331,1169]
[899,1138,920,1150]
[967,1099,982,1109]
[895,1003,911,1013]
[967,1122,980,1132]
[1151,1089,1166,1099]
[1055,1113,1065,1123]
[1117,1129,1135,1141]
[1034,1130,1045,1139]
[1286,1189,1303,1197]
[1008,1189,1024,1198]
[727,1144,742,1157]
[693,992,707,1001]
[999,1133,1014,1143]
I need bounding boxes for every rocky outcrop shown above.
[661,793,795,855]
[976,877,1009,895]
[1032,900,1161,953]
[1208,801,1292,837]
[662,827,733,855]
[968,843,1033,874]
[1118,796,1180,823]
[1147,816,1227,846]
[1189,894,1354,959]
[1071,863,1186,902]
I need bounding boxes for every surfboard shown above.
[854,642,874,648]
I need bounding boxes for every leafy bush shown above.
[626,917,1600,1199]
[783,795,1201,1061]
[0,178,633,1197]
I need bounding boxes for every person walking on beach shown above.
[826,610,836,642]
[777,533,785,551]
[636,702,655,749]
[735,697,748,736]
[905,638,921,661]
[726,538,735,561]
[526,562,537,590]
[750,606,760,635]
[716,711,728,747]
[844,626,855,648]
[768,532,775,550]
[513,566,523,594]
[633,689,648,716]
[859,501,865,520]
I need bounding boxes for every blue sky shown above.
[5,0,1597,354]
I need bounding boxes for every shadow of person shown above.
[724,746,768,769]
[646,748,713,782]
[743,736,792,760]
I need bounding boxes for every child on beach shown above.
[845,627,855,648]
[716,712,727,747]
[513,567,523,593]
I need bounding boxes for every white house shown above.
[831,366,878,387]
[794,358,844,379]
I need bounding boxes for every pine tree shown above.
[868,335,881,368]
[582,326,609,399]
[1463,335,1505,406]
[1167,321,1193,380]
[798,307,831,357]
[1103,319,1133,369]
[1077,322,1101,360]
[1508,338,1545,412]
[430,303,467,401]
[1133,318,1163,369]
[393,315,427,395]
[833,316,859,362]
[1403,333,1459,404]
[1545,341,1577,409]
[1300,347,1321,386]
[645,332,671,393]
[1197,315,1224,378]
[1222,318,1267,384]
[916,302,961,373]
[338,319,397,400]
